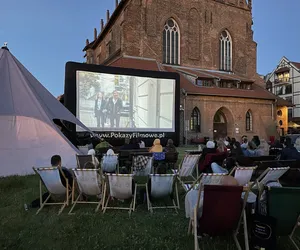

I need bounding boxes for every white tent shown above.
[0,46,91,176]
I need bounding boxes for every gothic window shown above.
[220,30,232,71]
[246,110,253,131]
[163,18,180,65]
[190,107,201,132]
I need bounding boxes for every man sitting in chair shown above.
[25,155,73,210]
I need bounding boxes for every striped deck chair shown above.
[173,154,200,192]
[253,167,290,196]
[68,169,103,214]
[146,174,179,213]
[103,174,137,215]
[267,186,300,250]
[230,166,257,187]
[101,154,119,173]
[33,167,70,215]
[193,185,250,250]
[76,155,98,169]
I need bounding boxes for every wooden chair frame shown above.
[33,166,71,215]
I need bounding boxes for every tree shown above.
[78,71,101,99]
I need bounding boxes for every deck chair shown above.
[193,185,249,250]
[101,153,119,173]
[173,154,200,192]
[68,169,103,214]
[230,166,257,187]
[33,167,70,215]
[267,186,300,250]
[253,167,290,193]
[146,174,179,213]
[76,155,98,169]
[102,174,137,215]
[187,173,228,234]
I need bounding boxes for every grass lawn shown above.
[0,147,299,249]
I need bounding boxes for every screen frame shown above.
[64,62,181,146]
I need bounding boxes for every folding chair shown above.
[187,173,228,234]
[146,174,179,213]
[173,154,200,192]
[193,185,249,250]
[33,167,70,215]
[102,174,137,215]
[101,153,119,173]
[253,167,290,197]
[76,155,98,169]
[68,169,103,214]
[230,166,257,187]
[267,186,300,250]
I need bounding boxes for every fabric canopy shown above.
[0,46,91,176]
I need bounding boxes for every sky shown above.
[1,0,299,97]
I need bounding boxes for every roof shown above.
[109,56,161,71]
[274,67,290,74]
[83,0,128,51]
[108,56,282,101]
[291,61,300,70]
[276,96,294,107]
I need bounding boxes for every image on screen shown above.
[76,70,176,132]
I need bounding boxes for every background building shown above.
[83,0,289,143]
[265,57,299,134]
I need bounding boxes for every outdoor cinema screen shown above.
[64,62,180,142]
[76,71,176,132]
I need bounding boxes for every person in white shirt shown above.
[94,92,107,128]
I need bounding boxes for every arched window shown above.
[246,110,253,131]
[190,107,201,132]
[220,30,232,71]
[163,18,180,65]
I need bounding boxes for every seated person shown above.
[84,161,96,169]
[280,137,300,160]
[163,139,177,153]
[121,138,139,150]
[216,140,227,153]
[243,141,258,157]
[149,139,163,153]
[211,157,235,174]
[198,140,217,163]
[138,138,146,149]
[25,155,73,209]
[95,138,112,152]
[256,139,270,156]
[87,149,100,167]
[102,149,118,173]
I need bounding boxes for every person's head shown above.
[167,139,174,146]
[51,155,62,167]
[157,165,167,174]
[97,92,103,99]
[113,90,119,99]
[231,138,236,144]
[84,161,95,169]
[248,141,257,150]
[242,135,247,140]
[221,176,239,186]
[252,136,261,146]
[120,167,129,174]
[88,149,96,156]
[153,138,161,146]
[217,140,226,152]
[284,137,292,148]
[242,137,248,144]
[206,140,215,149]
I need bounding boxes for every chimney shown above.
[86,39,89,46]
[94,28,97,40]
[101,19,104,31]
[106,10,110,22]
[115,0,118,8]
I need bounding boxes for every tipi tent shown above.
[0,46,91,176]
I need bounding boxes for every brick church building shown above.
[83,0,289,144]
